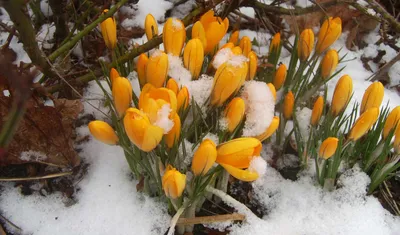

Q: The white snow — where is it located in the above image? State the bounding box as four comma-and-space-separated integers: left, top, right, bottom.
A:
241, 81, 275, 136
40, 0, 53, 17
212, 48, 234, 69
154, 104, 174, 133
19, 151, 48, 162
248, 157, 267, 177
167, 54, 192, 85
389, 62, 400, 87
239, 7, 255, 18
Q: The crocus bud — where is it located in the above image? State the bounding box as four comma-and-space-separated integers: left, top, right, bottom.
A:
177, 86, 189, 113
348, 107, 379, 141
163, 18, 186, 56
219, 163, 259, 182
183, 38, 204, 79
145, 14, 158, 40
283, 91, 295, 120
192, 139, 217, 175
211, 61, 248, 107
311, 96, 324, 126
192, 21, 207, 50
88, 120, 119, 145
110, 68, 119, 84
166, 78, 179, 95
224, 97, 245, 133
267, 83, 277, 101
360, 81, 384, 115
200, 10, 229, 54
320, 49, 339, 79
165, 113, 181, 148
231, 46, 242, 55
273, 64, 287, 90
216, 138, 262, 168
124, 108, 164, 151
228, 30, 239, 45
136, 53, 148, 87
316, 17, 342, 54
318, 137, 339, 159
269, 32, 281, 53
100, 9, 117, 50
254, 116, 279, 142
298, 29, 314, 61
331, 75, 353, 117
146, 50, 168, 88
239, 36, 251, 57
162, 165, 186, 199
383, 106, 400, 139
247, 51, 257, 80
112, 76, 132, 117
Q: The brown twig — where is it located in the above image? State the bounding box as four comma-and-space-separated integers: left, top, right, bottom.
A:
368, 53, 400, 82
0, 171, 73, 182
362, 0, 400, 33
176, 213, 245, 225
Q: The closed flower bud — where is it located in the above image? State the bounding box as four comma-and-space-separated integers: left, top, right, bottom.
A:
298, 29, 315, 61
320, 49, 339, 79
360, 81, 384, 115
183, 38, 204, 79
124, 108, 164, 152
383, 106, 400, 140
166, 78, 179, 95
216, 138, 262, 168
269, 32, 281, 53
110, 68, 119, 84
349, 107, 379, 141
247, 51, 257, 80
145, 14, 158, 40
136, 53, 148, 87
192, 139, 217, 175
192, 21, 207, 50
177, 86, 189, 113
283, 91, 295, 120
163, 18, 186, 56
316, 17, 342, 54
231, 46, 242, 55
311, 96, 324, 126
112, 76, 132, 117
224, 97, 245, 133
200, 10, 229, 54
331, 75, 353, 117
162, 165, 186, 199
211, 61, 248, 106
254, 116, 279, 142
88, 120, 119, 145
273, 64, 287, 90
267, 83, 277, 101
239, 36, 252, 57
100, 9, 117, 50
146, 50, 168, 88
318, 137, 339, 159
228, 30, 239, 45
165, 113, 181, 148
219, 163, 259, 182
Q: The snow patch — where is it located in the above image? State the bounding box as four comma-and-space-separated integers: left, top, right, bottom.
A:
154, 104, 174, 133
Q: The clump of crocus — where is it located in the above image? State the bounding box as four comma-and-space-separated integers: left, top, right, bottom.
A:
348, 107, 379, 141
320, 49, 339, 79
247, 51, 257, 80
124, 108, 164, 152
162, 165, 186, 199
112, 76, 132, 117
183, 38, 204, 79
163, 18, 186, 56
254, 116, 279, 142
298, 29, 314, 61
224, 97, 245, 133
360, 81, 384, 114
137, 53, 148, 87
165, 113, 181, 148
146, 50, 168, 88
100, 9, 117, 50
239, 36, 251, 57
283, 91, 294, 119
311, 96, 324, 126
191, 139, 217, 176
316, 17, 342, 54
88, 120, 119, 145
200, 10, 229, 54
331, 75, 353, 117
145, 13, 158, 40
273, 64, 287, 90
192, 21, 207, 50
382, 106, 400, 139
319, 137, 339, 159
177, 86, 189, 113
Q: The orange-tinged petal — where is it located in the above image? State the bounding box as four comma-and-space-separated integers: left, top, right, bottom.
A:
239, 36, 252, 57
112, 76, 132, 117
316, 17, 342, 54
166, 78, 179, 95
383, 106, 400, 140
254, 116, 279, 142
162, 165, 186, 199
163, 18, 186, 56
216, 138, 262, 168
88, 120, 119, 145
100, 9, 117, 50
183, 38, 204, 79
360, 81, 384, 114
192, 139, 217, 175
219, 163, 259, 182
224, 97, 245, 133
146, 50, 169, 88
110, 68, 119, 84
192, 21, 207, 50
228, 30, 239, 45
165, 113, 181, 148
298, 29, 315, 61
267, 83, 277, 101
145, 14, 158, 40
273, 64, 287, 90
331, 75, 353, 117
311, 96, 324, 126
318, 137, 338, 159
247, 51, 257, 80
283, 91, 294, 119
137, 53, 149, 87
349, 107, 380, 141
320, 49, 339, 79
269, 32, 281, 53
204, 21, 227, 54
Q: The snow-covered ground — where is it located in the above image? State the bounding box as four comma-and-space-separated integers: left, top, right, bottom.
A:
1, 0, 400, 234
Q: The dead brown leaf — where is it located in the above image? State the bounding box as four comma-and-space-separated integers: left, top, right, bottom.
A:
1, 97, 83, 168
0, 224, 5, 235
